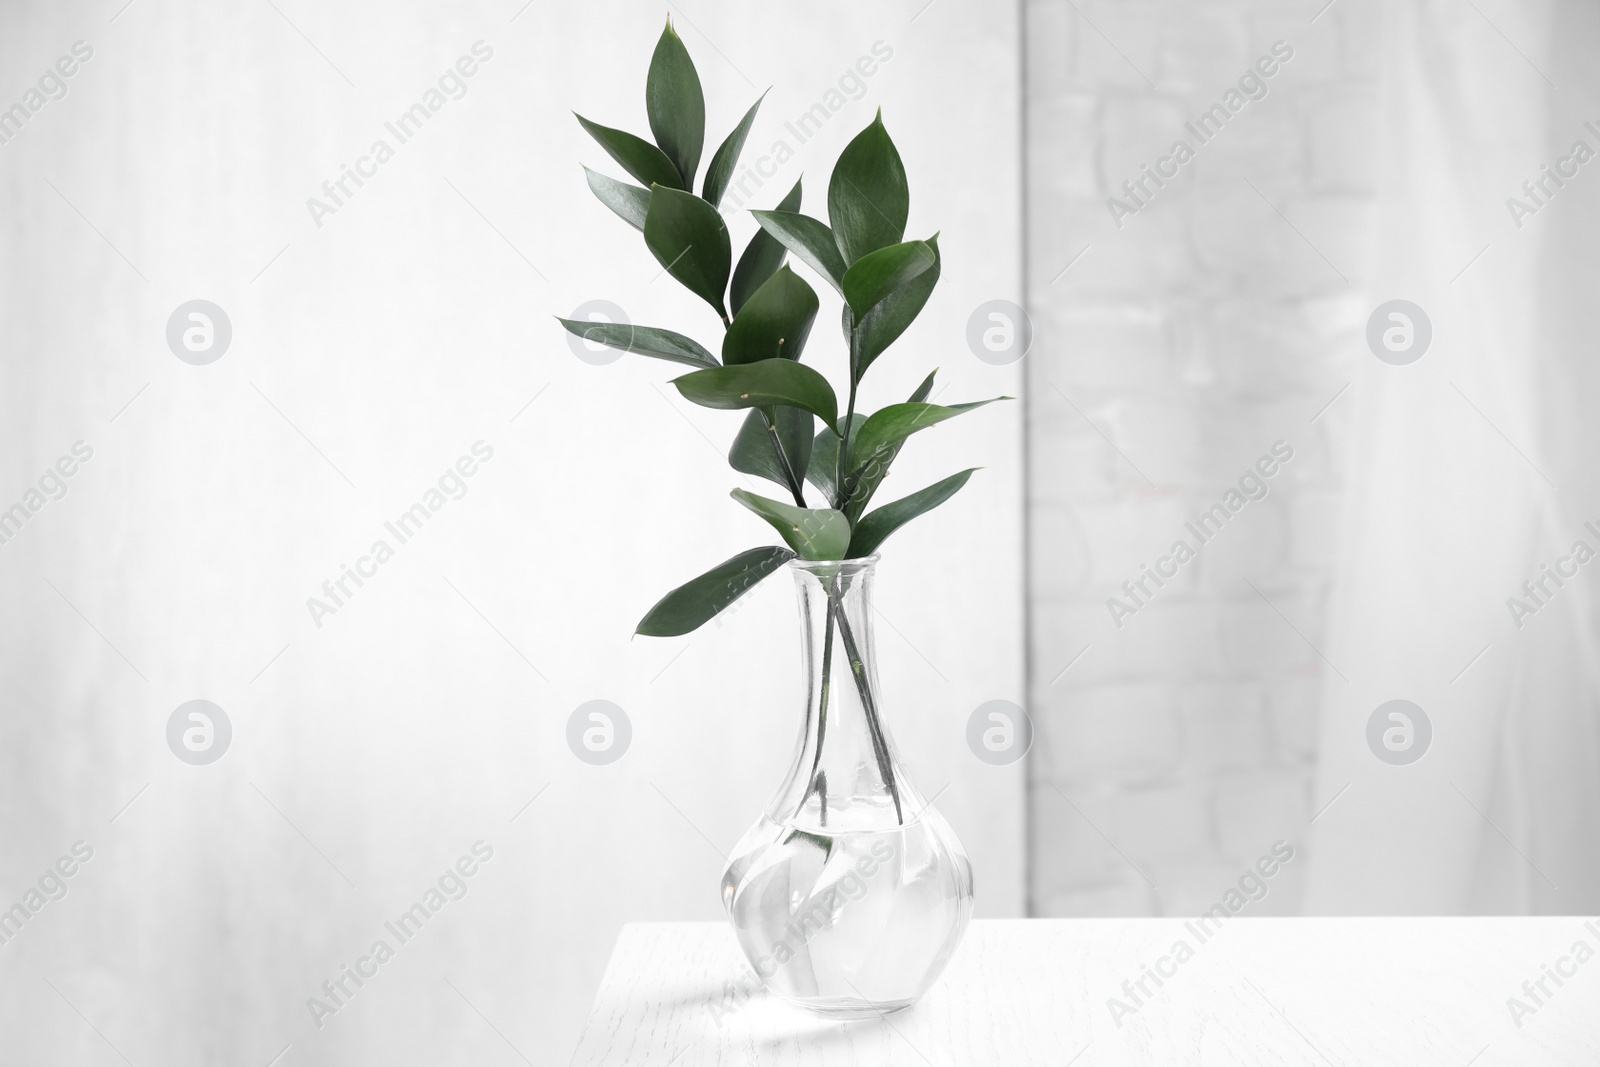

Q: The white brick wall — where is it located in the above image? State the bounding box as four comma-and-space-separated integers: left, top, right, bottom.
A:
1024, 0, 1372, 916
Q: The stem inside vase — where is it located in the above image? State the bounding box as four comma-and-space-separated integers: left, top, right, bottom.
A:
830, 593, 902, 825
724, 551, 973, 1016
795, 561, 903, 829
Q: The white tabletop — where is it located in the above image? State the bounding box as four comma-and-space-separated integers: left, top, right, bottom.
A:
571, 918, 1600, 1065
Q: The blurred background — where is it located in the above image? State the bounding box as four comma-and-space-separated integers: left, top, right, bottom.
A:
0, 0, 1595, 1063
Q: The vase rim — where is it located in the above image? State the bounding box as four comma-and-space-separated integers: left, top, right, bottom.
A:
787, 554, 881, 575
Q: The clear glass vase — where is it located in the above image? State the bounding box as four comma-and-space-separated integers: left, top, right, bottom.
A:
721, 556, 974, 1018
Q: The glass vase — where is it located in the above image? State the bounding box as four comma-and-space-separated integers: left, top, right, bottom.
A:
720, 556, 974, 1018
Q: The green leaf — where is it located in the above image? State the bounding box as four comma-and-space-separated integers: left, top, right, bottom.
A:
782, 828, 834, 857
673, 359, 839, 427
644, 185, 731, 320
723, 263, 820, 497
582, 166, 651, 231
575, 114, 682, 190
811, 372, 931, 504
841, 239, 935, 320
731, 489, 852, 561
856, 235, 941, 377
646, 21, 704, 189
730, 407, 814, 494
555, 317, 717, 368
827, 112, 909, 265
750, 210, 847, 294
842, 398, 1008, 522
848, 469, 977, 557
806, 413, 864, 503
722, 266, 819, 365
731, 178, 802, 317
851, 399, 1009, 468
702, 92, 765, 209
636, 546, 794, 636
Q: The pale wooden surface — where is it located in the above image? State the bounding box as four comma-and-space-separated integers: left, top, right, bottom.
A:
571, 918, 1600, 1065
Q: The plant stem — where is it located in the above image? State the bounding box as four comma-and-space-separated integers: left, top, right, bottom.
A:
760, 410, 807, 508
829, 590, 903, 825
834, 342, 860, 510
805, 584, 837, 826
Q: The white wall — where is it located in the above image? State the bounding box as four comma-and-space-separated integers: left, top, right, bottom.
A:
1022, 0, 1358, 917
1023, 0, 1600, 919
0, 1, 1023, 1063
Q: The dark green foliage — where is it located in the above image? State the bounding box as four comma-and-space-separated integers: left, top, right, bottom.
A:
568, 20, 1007, 635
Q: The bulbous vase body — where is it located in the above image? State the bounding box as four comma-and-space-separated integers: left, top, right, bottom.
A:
721, 557, 974, 1018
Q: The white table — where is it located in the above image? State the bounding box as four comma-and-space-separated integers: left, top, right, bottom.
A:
572, 918, 1600, 1065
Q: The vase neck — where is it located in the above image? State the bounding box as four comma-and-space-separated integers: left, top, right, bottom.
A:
771, 558, 917, 832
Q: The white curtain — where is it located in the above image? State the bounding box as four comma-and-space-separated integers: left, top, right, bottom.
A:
0, 2, 1025, 1063
1306, 0, 1600, 912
